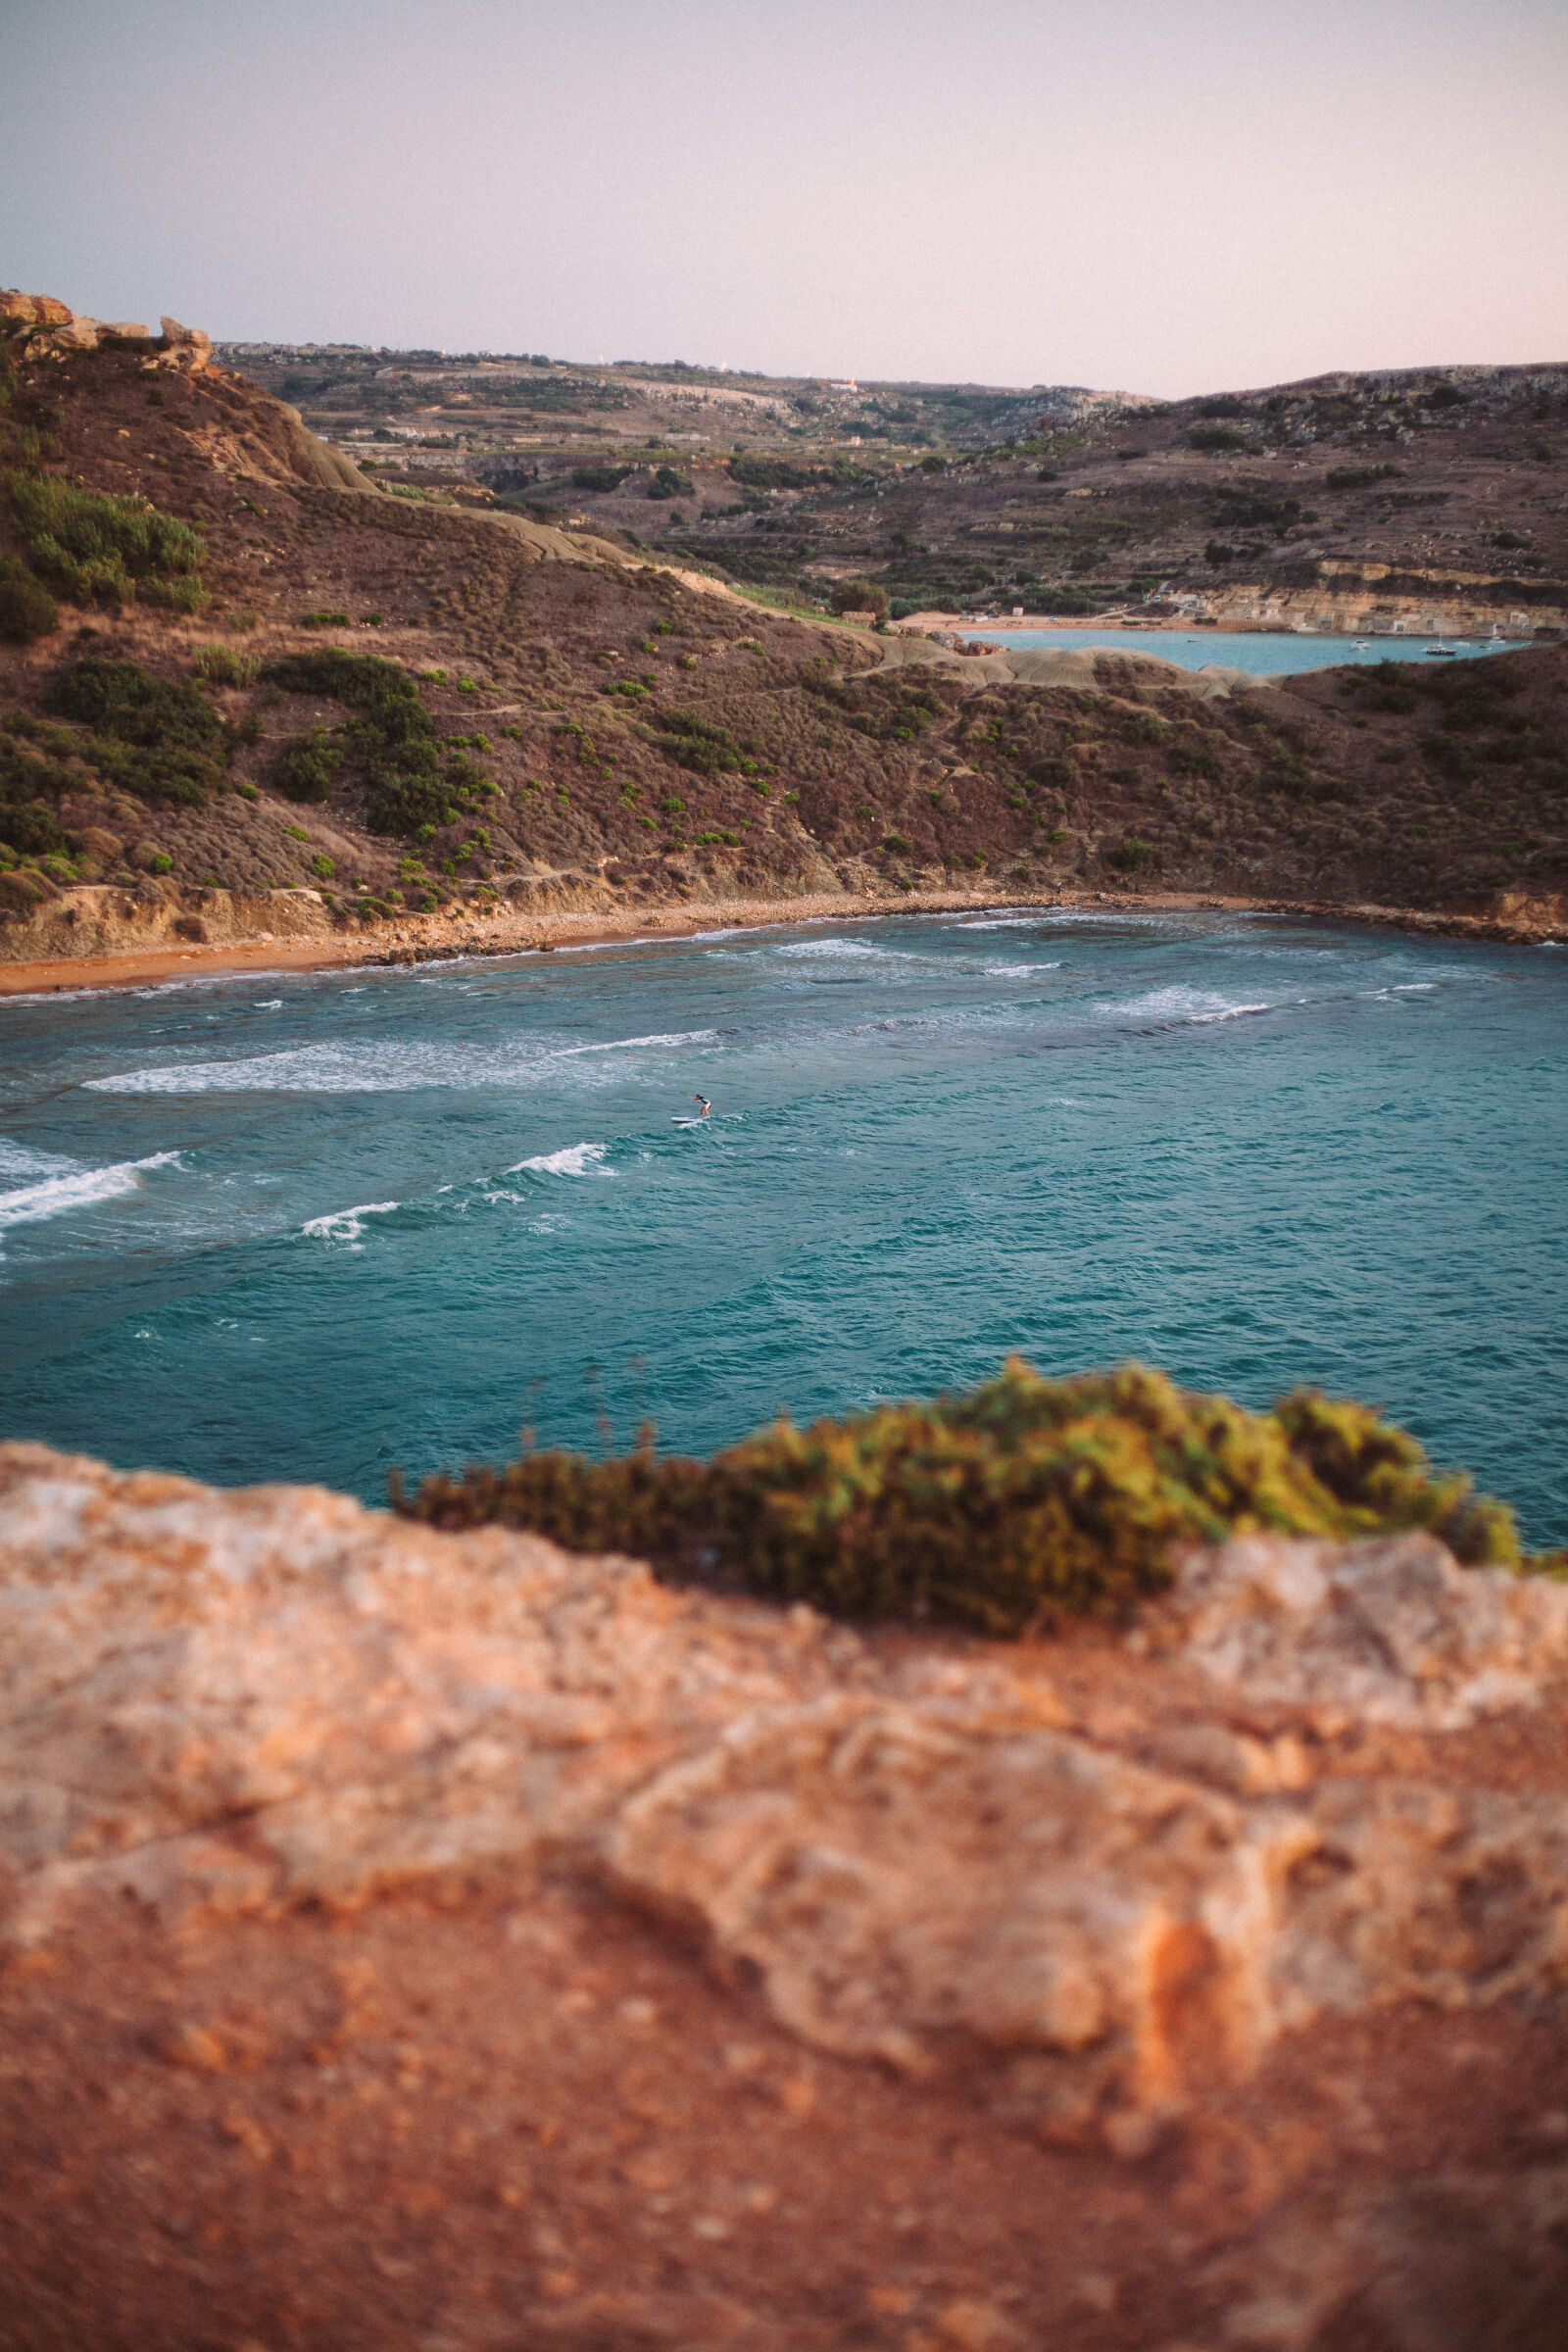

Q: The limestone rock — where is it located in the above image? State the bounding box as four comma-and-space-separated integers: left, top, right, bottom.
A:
0, 289, 73, 326
159, 313, 214, 368
1162, 1531, 1568, 1730
3, 1443, 1566, 2162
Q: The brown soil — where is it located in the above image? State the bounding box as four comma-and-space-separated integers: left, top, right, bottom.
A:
6, 1877, 1565, 2352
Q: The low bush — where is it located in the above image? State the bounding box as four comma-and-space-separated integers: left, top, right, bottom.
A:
729, 454, 819, 491
648, 466, 694, 500
570, 465, 633, 493
262, 650, 450, 834
396, 1359, 1549, 1633
1104, 834, 1157, 871
0, 787, 73, 858
1187, 424, 1248, 453
651, 710, 751, 775
9, 474, 206, 610
830, 579, 890, 618
275, 727, 347, 803
47, 658, 228, 804
0, 554, 58, 643
193, 643, 259, 687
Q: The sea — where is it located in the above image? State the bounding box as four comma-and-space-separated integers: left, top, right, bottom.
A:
961, 629, 1521, 675
2, 910, 1565, 1548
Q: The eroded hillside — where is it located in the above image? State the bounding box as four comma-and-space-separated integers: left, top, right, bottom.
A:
2, 295, 1565, 969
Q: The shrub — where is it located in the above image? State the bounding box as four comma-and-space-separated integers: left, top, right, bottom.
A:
396, 1359, 1544, 1633
830, 579, 890, 617
0, 792, 72, 858
193, 643, 259, 687
1104, 834, 1156, 871
881, 833, 913, 855
1187, 424, 1248, 453
48, 658, 228, 804
728, 454, 819, 491
275, 728, 347, 804
651, 710, 750, 775
9, 475, 206, 609
1211, 488, 1303, 533
570, 464, 633, 493
648, 466, 694, 500
1326, 465, 1402, 490
300, 611, 351, 629
0, 555, 58, 643
262, 650, 450, 834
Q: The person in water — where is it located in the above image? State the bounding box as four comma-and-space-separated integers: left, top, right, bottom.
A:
694, 1096, 710, 1119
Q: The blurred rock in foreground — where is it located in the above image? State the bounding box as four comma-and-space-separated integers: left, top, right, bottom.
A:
2, 1442, 1565, 2350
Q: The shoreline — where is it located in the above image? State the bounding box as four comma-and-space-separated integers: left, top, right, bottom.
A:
3, 884, 1561, 1000
897, 611, 1539, 643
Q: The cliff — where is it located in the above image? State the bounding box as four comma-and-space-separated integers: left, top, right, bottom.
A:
3, 1441, 1566, 2348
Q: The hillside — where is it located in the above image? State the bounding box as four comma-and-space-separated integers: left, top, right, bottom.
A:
234, 334, 1568, 636
2, 292, 1565, 971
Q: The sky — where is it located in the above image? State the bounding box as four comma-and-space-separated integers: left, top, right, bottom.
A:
4, 0, 1566, 397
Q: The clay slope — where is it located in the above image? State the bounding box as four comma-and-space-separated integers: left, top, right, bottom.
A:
1, 296, 1566, 972
3, 1441, 1568, 2350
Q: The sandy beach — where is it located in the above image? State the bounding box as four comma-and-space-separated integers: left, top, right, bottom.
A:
4, 882, 1561, 1000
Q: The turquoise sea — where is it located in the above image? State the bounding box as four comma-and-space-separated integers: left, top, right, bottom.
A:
2, 910, 1565, 1546
964, 628, 1521, 674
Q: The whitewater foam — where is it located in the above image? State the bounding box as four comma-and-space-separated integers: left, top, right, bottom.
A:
302, 1201, 400, 1244
1097, 986, 1273, 1030
0, 1151, 185, 1243
82, 1029, 719, 1095
775, 939, 912, 961
509, 1142, 608, 1177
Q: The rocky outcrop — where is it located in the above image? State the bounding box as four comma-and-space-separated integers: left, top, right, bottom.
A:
0, 879, 336, 959
2, 1443, 1566, 2347
4, 1444, 1564, 2107
0, 290, 210, 370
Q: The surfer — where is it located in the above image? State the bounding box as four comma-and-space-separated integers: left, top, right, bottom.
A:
694, 1095, 711, 1120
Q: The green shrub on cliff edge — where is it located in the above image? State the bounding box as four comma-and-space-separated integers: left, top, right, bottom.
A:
396, 1359, 1559, 1635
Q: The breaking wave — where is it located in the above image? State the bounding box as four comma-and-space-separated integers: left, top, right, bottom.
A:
82, 1029, 719, 1095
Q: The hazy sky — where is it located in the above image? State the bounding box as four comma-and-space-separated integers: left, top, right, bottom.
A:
5, 0, 1565, 395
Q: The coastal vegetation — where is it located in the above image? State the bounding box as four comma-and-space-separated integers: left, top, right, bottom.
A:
48, 658, 231, 803
260, 649, 460, 834
8, 473, 207, 612
398, 1359, 1561, 1634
